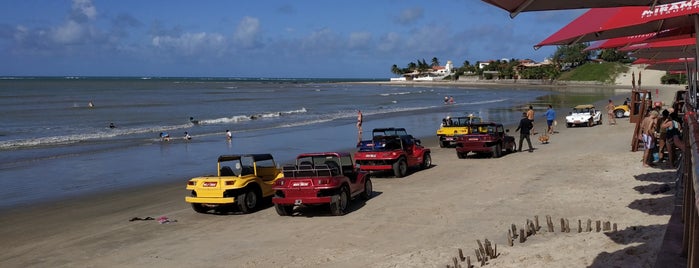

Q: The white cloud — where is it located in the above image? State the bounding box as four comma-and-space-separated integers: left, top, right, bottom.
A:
377, 32, 401, 52
233, 16, 261, 48
50, 0, 98, 44
395, 7, 424, 25
152, 32, 226, 56
347, 32, 372, 50
71, 0, 97, 21
52, 20, 85, 44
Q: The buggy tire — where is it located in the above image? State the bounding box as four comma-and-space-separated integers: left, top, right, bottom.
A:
457, 151, 468, 159
421, 153, 432, 169
361, 177, 373, 200
237, 188, 260, 213
491, 144, 502, 158
274, 204, 293, 216
615, 109, 625, 118
393, 158, 407, 178
191, 203, 209, 214
439, 140, 447, 148
330, 186, 350, 216
505, 142, 515, 153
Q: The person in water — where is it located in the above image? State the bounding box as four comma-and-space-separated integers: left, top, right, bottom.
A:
184, 132, 191, 140
159, 132, 170, 141
189, 117, 199, 125
109, 122, 116, 129
226, 130, 232, 141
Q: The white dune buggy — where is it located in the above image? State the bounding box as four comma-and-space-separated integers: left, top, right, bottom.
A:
566, 104, 602, 127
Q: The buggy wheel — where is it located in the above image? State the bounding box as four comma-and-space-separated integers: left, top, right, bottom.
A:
237, 188, 259, 213
439, 140, 447, 148
274, 204, 293, 216
457, 151, 468, 159
361, 177, 373, 200
615, 109, 625, 118
421, 153, 432, 169
587, 119, 593, 127
491, 144, 502, 158
330, 186, 349, 216
567, 123, 572, 128
191, 203, 209, 214
393, 158, 407, 178
506, 142, 515, 153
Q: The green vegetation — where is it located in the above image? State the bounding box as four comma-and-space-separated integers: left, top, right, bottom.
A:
558, 62, 628, 84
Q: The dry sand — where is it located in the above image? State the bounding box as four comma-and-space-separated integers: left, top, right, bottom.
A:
0, 82, 684, 267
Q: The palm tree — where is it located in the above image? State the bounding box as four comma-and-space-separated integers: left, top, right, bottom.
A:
431, 57, 440, 67
391, 64, 403, 76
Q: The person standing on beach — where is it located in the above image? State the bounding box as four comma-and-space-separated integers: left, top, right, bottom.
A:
356, 110, 363, 144
544, 104, 556, 135
526, 105, 536, 135
641, 111, 658, 167
606, 100, 617, 125
515, 112, 534, 152
226, 130, 232, 141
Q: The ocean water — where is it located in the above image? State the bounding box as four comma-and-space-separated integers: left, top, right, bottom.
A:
0, 77, 615, 210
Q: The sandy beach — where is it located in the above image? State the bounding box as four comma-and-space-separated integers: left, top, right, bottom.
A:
0, 77, 684, 267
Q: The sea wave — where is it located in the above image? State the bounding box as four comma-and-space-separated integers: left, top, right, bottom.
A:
199, 107, 307, 124
0, 123, 192, 150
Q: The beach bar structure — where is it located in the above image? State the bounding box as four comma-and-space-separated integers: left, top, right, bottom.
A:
671, 89, 699, 267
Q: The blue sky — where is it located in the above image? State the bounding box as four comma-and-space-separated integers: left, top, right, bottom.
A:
0, 0, 585, 78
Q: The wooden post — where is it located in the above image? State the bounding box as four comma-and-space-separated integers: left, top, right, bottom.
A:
519, 229, 526, 243
578, 219, 582, 233
535, 215, 540, 231
525, 220, 530, 236
507, 230, 513, 246
477, 239, 485, 258
596, 220, 601, 232
485, 239, 492, 258
560, 218, 565, 232
466, 256, 471, 268
613, 223, 617, 232
452, 257, 459, 268
565, 219, 570, 233
547, 215, 554, 232
603, 221, 611, 231
530, 221, 537, 235
587, 219, 592, 232
458, 248, 465, 262
511, 224, 518, 238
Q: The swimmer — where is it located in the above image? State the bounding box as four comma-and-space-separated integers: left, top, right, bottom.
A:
189, 117, 199, 125
184, 131, 191, 140
88, 101, 94, 108
109, 122, 116, 129
226, 130, 232, 141
159, 132, 170, 141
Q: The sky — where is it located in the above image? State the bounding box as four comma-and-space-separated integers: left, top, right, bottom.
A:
0, 0, 586, 78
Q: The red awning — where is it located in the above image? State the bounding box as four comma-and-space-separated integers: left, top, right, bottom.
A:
481, 0, 675, 18
536, 3, 699, 49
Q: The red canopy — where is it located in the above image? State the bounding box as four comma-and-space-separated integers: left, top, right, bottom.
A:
585, 26, 695, 50
481, 0, 676, 18
622, 35, 697, 59
535, 2, 699, 49
586, 33, 658, 51
646, 58, 695, 71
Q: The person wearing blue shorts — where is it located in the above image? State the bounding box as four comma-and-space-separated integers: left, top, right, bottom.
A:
544, 104, 556, 135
